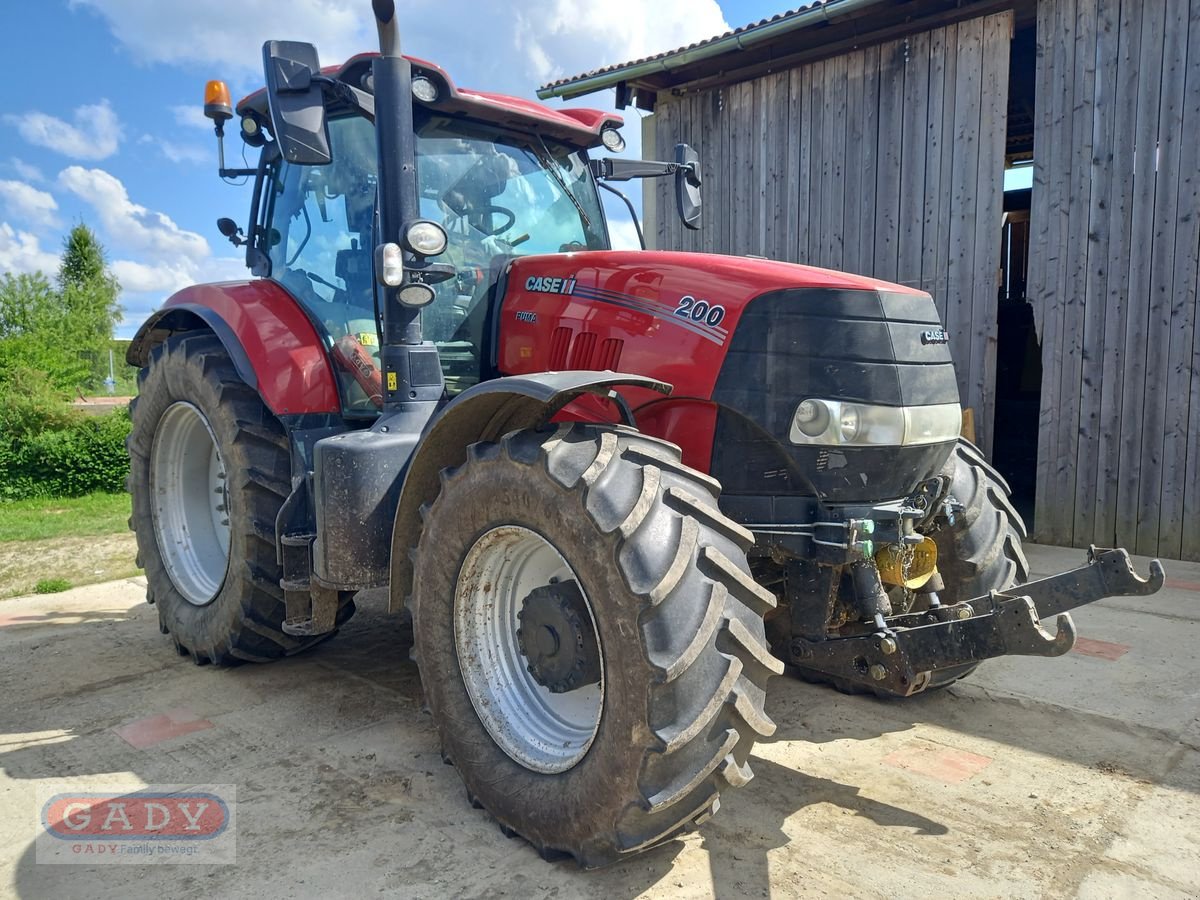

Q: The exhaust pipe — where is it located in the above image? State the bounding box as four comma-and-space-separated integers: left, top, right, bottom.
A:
373, 0, 401, 58
370, 0, 445, 410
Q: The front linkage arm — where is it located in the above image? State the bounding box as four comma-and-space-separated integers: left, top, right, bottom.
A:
789, 548, 1165, 697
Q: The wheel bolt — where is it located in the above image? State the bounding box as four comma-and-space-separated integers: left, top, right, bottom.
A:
869, 664, 888, 681
879, 637, 897, 655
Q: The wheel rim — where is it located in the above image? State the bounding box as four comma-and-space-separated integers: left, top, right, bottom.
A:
150, 401, 231, 606
454, 526, 604, 774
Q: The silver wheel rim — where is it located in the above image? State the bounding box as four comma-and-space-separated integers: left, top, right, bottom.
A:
454, 525, 604, 773
150, 402, 231, 606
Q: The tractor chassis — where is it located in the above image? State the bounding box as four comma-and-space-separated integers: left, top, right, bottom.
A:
786, 548, 1165, 696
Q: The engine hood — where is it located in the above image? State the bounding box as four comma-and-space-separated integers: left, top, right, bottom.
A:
499, 250, 936, 401
507, 249, 924, 312
498, 249, 959, 504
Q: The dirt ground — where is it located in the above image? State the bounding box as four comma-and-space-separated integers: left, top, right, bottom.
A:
0, 533, 138, 599
1, 543, 1197, 898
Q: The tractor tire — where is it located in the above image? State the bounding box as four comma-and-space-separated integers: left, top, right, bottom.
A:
127, 332, 353, 665
920, 438, 1030, 689
409, 423, 782, 868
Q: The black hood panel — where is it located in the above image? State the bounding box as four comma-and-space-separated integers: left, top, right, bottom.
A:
711, 287, 959, 504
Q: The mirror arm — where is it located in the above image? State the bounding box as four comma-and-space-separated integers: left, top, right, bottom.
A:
312, 74, 376, 121
590, 158, 682, 182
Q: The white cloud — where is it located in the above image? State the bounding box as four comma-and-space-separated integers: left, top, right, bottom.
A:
71, 1, 728, 97
0, 223, 60, 275
513, 1, 730, 87
161, 140, 211, 165
110, 258, 195, 293
171, 104, 213, 130
71, 0, 372, 78
58, 166, 210, 261
5, 100, 122, 161
0, 181, 61, 230
137, 133, 209, 164
10, 158, 45, 183
111, 255, 247, 292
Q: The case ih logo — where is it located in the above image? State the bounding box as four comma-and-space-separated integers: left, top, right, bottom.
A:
43, 793, 229, 840
36, 786, 236, 865
921, 329, 950, 345
524, 275, 577, 294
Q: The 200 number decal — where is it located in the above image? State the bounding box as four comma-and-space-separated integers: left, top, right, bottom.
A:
674, 296, 726, 328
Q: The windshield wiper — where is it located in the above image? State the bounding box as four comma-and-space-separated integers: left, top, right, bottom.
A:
527, 138, 591, 230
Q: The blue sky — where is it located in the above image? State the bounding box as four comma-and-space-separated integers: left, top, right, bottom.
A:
0, 0, 789, 338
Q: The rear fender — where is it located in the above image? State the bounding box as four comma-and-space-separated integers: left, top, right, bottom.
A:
126, 281, 340, 416
387, 371, 671, 611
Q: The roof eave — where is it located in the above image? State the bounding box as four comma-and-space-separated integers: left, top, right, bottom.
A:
536, 0, 887, 101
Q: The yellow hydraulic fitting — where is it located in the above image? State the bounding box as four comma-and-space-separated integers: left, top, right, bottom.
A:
875, 536, 938, 589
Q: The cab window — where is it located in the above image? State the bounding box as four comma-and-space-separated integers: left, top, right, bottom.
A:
264, 115, 380, 414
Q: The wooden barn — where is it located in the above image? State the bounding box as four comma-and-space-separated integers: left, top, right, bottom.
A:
540, 0, 1200, 562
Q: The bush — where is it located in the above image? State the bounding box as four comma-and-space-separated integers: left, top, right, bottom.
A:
0, 399, 130, 500
35, 578, 73, 594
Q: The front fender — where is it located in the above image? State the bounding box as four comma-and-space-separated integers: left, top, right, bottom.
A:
126, 281, 340, 416
387, 370, 671, 611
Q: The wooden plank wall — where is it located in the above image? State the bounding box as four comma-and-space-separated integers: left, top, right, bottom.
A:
1030, 0, 1200, 560
651, 12, 1013, 456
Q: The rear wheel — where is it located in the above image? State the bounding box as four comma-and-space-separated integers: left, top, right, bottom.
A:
409, 423, 782, 867
128, 332, 353, 665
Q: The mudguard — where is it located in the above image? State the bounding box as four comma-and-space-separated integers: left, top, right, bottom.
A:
126, 281, 340, 416
387, 370, 671, 611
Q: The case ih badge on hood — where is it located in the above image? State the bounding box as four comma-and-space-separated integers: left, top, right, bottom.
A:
121, 0, 1165, 871
523, 271, 729, 346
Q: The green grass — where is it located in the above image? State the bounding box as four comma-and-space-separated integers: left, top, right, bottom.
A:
34, 578, 72, 593
0, 491, 131, 543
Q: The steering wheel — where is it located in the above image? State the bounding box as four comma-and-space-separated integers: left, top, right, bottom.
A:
467, 204, 516, 237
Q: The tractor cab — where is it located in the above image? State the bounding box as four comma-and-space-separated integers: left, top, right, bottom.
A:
210, 50, 693, 412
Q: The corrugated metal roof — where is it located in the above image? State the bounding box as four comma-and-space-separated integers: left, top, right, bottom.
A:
538, 2, 830, 94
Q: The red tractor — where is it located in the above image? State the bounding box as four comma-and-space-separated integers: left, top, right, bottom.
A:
126, 0, 1164, 867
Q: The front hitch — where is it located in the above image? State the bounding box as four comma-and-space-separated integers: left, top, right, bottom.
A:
788, 548, 1165, 696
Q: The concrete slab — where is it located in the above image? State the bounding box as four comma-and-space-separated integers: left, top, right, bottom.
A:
1, 544, 1197, 898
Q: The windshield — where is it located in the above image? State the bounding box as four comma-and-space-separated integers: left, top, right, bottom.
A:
416, 115, 609, 258
412, 116, 608, 394
262, 113, 609, 409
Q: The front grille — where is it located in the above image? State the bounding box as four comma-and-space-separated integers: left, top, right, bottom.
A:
711, 288, 959, 503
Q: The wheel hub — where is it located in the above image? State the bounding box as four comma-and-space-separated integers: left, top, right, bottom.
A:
454, 525, 604, 773
150, 401, 231, 605
516, 580, 601, 694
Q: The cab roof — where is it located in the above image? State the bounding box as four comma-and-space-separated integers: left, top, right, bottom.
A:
237, 52, 623, 148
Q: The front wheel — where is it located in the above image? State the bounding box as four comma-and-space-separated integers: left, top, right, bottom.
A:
127, 332, 353, 665
919, 438, 1030, 688
409, 424, 781, 867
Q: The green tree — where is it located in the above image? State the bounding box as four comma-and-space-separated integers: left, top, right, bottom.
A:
0, 272, 87, 392
58, 224, 122, 379
0, 224, 122, 395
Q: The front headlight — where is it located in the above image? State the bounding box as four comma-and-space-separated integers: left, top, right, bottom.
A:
788, 400, 961, 447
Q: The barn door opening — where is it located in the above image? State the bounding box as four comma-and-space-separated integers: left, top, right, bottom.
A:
993, 191, 1041, 523
990, 22, 1041, 525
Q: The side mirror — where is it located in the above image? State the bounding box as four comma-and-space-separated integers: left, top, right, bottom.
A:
675, 143, 702, 231
262, 40, 332, 166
